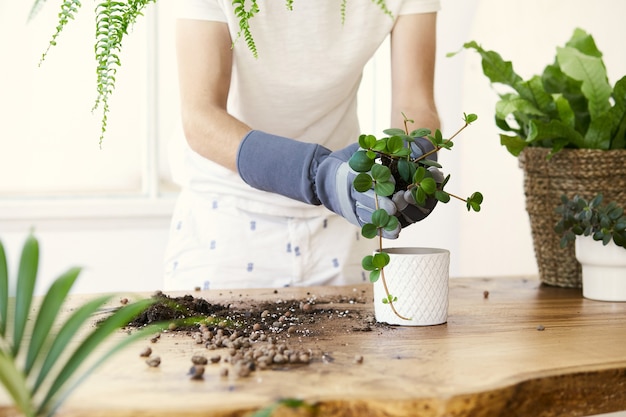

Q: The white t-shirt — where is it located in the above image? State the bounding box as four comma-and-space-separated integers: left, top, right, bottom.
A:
170, 0, 441, 217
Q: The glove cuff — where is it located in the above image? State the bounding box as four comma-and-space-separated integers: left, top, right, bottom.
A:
236, 130, 330, 205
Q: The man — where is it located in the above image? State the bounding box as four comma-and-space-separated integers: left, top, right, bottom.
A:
165, 0, 441, 290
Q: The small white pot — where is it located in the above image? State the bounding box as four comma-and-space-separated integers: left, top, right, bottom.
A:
575, 236, 626, 302
372, 247, 450, 326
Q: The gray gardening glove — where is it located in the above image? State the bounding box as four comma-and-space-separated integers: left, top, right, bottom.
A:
393, 137, 441, 227
237, 130, 401, 239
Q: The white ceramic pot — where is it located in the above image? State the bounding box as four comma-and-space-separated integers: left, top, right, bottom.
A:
575, 236, 626, 302
372, 247, 450, 326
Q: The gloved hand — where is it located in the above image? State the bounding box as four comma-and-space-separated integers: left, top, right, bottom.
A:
237, 130, 401, 239
393, 136, 442, 227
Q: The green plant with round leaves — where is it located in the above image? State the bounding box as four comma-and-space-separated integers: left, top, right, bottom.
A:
555, 194, 626, 250
0, 233, 164, 417
351, 113, 483, 320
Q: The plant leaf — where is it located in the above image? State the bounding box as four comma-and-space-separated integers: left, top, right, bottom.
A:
38, 299, 156, 414
556, 46, 611, 121
0, 239, 8, 337
348, 150, 375, 172
43, 321, 164, 417
13, 234, 39, 357
32, 295, 115, 394
352, 173, 373, 193
0, 350, 34, 417
25, 267, 82, 376
361, 224, 379, 239
374, 181, 395, 197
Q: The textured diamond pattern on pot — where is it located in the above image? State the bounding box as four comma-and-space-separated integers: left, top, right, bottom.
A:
373, 250, 449, 326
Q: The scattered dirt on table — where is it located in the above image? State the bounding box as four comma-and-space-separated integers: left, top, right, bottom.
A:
126, 289, 390, 378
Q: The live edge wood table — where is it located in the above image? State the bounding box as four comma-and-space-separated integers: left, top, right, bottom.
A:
6, 276, 626, 417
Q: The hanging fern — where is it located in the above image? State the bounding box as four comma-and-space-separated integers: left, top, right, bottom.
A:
231, 0, 260, 58
36, 0, 82, 64
34, 0, 390, 145
93, 0, 157, 146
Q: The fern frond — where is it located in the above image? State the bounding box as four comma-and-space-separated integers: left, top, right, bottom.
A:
231, 0, 260, 58
38, 0, 82, 65
93, 0, 156, 146
340, 0, 347, 24
370, 0, 393, 18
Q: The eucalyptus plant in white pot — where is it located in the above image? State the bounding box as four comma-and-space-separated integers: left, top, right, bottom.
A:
555, 194, 626, 301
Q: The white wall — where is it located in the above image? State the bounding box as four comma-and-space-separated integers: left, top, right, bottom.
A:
3, 0, 626, 295
455, 0, 626, 277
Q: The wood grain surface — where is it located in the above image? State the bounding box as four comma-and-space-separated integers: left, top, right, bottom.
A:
1, 276, 625, 417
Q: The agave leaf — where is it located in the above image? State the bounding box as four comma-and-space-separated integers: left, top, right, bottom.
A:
42, 321, 163, 417
39, 299, 155, 412
32, 295, 115, 394
25, 267, 81, 376
13, 234, 39, 357
0, 239, 8, 337
0, 350, 34, 417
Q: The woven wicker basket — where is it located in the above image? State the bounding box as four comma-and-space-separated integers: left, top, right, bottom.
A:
519, 147, 626, 288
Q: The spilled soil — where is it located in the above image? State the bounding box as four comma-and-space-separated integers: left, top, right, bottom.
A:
126, 289, 389, 378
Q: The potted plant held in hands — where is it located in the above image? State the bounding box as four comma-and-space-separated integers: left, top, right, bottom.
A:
452, 27, 626, 289
348, 113, 483, 325
555, 194, 626, 301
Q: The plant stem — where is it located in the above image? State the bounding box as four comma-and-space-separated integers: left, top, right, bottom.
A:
373, 182, 410, 321
379, 268, 412, 321
415, 121, 471, 162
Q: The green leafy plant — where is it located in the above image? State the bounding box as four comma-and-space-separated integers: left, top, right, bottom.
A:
349, 113, 483, 320
29, 0, 392, 146
555, 194, 626, 249
0, 233, 161, 417
450, 28, 626, 157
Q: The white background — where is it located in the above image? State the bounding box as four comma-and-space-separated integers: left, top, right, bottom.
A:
1, 0, 626, 295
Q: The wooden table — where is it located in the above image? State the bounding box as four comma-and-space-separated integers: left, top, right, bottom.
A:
3, 276, 626, 417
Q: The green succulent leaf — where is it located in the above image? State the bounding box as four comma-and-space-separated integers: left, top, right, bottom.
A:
349, 150, 375, 173
386, 136, 405, 154
384, 215, 399, 232
370, 164, 391, 182
361, 223, 379, 239
382, 128, 405, 136
361, 255, 375, 271
374, 181, 395, 197
369, 269, 381, 283
435, 190, 451, 203
372, 252, 390, 269
397, 158, 415, 182
409, 128, 431, 138
464, 113, 478, 123
419, 177, 437, 195
371, 209, 390, 228
352, 173, 373, 192
358, 134, 377, 149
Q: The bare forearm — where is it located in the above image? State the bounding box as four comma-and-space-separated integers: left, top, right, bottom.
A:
180, 105, 250, 172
